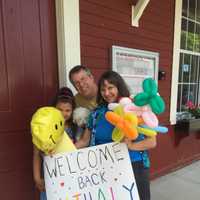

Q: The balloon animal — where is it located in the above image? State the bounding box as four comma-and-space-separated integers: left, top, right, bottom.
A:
133, 78, 165, 114
105, 105, 157, 142
106, 78, 168, 142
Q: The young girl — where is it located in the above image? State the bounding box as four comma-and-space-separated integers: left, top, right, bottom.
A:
33, 87, 82, 200
76, 71, 156, 200
52, 87, 83, 143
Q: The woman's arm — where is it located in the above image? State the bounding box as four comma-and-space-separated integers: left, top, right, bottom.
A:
124, 136, 157, 151
75, 128, 91, 149
33, 146, 45, 191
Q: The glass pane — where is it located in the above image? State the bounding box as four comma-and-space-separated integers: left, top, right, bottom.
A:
187, 20, 195, 51
194, 24, 200, 52
188, 84, 197, 103
182, 0, 188, 17
197, 0, 200, 22
182, 54, 191, 82
177, 84, 182, 112
189, 0, 195, 20
182, 84, 189, 107
190, 55, 198, 82
181, 18, 187, 49
179, 53, 183, 82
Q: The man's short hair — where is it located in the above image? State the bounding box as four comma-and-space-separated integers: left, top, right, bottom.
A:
69, 65, 92, 85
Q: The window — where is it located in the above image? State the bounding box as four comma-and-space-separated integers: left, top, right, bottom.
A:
176, 0, 200, 120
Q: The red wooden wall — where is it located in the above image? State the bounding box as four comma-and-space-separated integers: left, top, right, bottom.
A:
79, 0, 200, 178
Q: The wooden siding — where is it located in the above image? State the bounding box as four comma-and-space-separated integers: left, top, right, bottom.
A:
80, 0, 200, 178
150, 127, 200, 179
80, 0, 174, 124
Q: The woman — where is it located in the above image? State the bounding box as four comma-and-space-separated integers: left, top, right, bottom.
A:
76, 70, 156, 200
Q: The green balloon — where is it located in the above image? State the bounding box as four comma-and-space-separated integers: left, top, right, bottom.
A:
134, 93, 150, 106
133, 78, 165, 114
112, 128, 124, 142
113, 105, 124, 116
143, 78, 157, 95
149, 95, 165, 114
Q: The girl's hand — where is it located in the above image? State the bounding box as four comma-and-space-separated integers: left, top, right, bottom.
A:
35, 177, 45, 192
33, 146, 45, 191
47, 150, 54, 157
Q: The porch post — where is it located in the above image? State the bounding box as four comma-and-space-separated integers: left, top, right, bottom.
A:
170, 0, 182, 124
55, 0, 81, 90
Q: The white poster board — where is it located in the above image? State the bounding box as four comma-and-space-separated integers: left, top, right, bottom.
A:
112, 46, 159, 96
44, 142, 140, 200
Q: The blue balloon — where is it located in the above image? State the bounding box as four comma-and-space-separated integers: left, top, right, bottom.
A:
140, 125, 168, 134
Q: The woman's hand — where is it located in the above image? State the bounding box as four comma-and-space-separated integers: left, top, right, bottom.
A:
123, 136, 157, 151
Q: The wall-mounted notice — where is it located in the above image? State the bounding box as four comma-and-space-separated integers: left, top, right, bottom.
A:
44, 142, 140, 200
112, 45, 159, 96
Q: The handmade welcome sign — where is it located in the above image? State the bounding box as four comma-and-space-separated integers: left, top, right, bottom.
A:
44, 142, 140, 200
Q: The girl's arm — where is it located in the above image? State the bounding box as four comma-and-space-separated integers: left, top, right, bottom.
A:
124, 136, 157, 151
33, 146, 45, 191
75, 128, 91, 149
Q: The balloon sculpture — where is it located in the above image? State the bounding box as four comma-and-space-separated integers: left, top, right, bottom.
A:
31, 107, 76, 155
106, 78, 168, 142
105, 105, 139, 142
134, 78, 165, 114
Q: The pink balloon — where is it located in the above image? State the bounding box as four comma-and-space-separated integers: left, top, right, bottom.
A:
142, 111, 158, 128
124, 104, 159, 128
124, 104, 143, 116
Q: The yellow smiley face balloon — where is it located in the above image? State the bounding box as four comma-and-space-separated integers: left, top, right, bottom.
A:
31, 107, 76, 154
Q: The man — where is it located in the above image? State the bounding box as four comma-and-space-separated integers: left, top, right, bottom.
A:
69, 65, 97, 110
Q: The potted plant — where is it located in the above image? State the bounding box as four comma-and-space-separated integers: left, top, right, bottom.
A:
176, 101, 200, 132
186, 101, 200, 118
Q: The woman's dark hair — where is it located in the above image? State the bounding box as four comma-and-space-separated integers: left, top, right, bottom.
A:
97, 70, 130, 105
51, 87, 78, 142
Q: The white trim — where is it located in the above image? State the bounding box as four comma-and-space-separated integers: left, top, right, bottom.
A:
182, 16, 200, 25
55, 0, 81, 90
180, 49, 200, 57
131, 0, 150, 27
170, 0, 182, 124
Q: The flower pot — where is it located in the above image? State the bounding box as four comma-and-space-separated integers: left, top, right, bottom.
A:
175, 118, 200, 132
